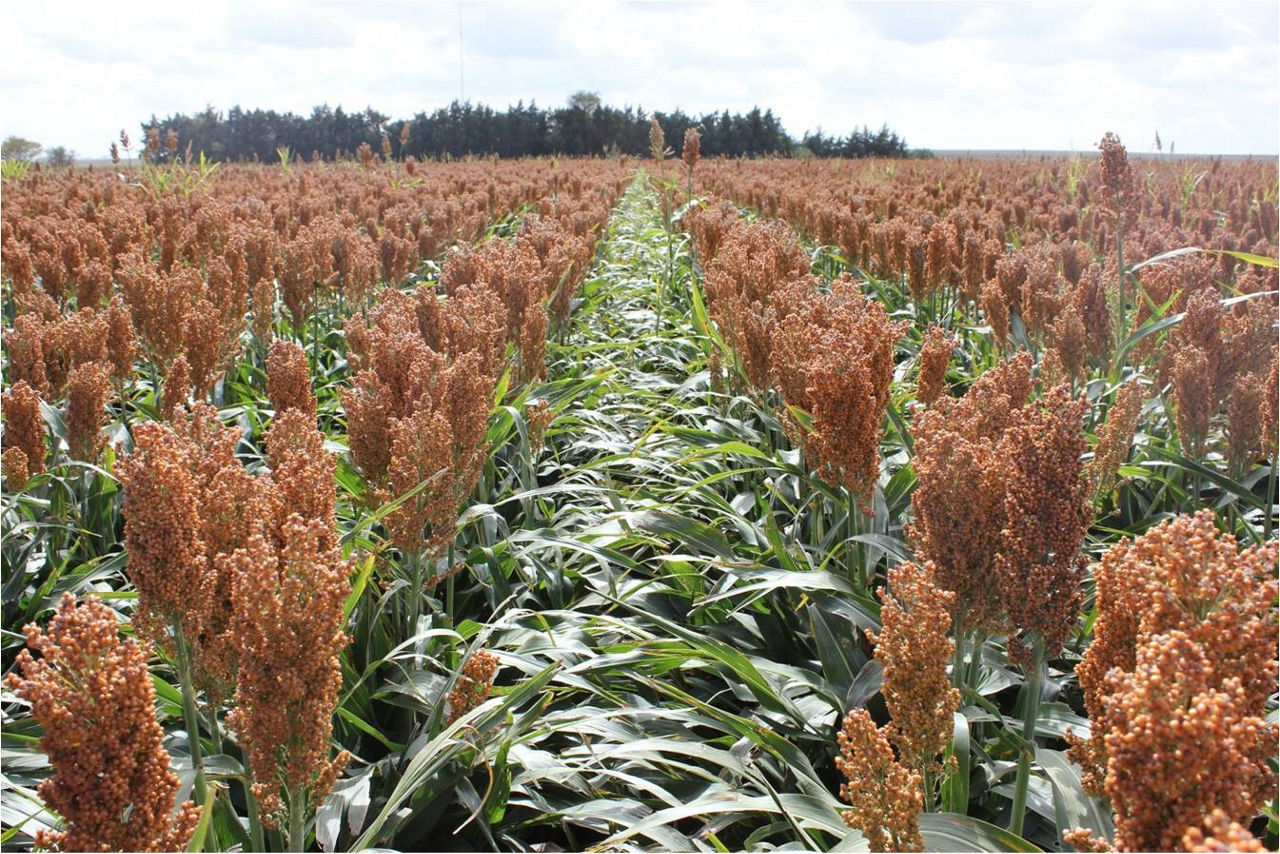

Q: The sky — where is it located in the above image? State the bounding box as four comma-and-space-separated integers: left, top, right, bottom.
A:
3, 0, 1277, 157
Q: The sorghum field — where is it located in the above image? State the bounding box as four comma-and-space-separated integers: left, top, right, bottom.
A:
1, 131, 1277, 853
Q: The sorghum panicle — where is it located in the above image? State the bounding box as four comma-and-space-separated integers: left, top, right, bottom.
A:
1262, 346, 1278, 458
227, 514, 352, 824
3, 447, 31, 490
1097, 132, 1136, 222
980, 278, 1009, 348
1170, 344, 1214, 457
1182, 810, 1267, 853
266, 339, 317, 418
995, 252, 1027, 311
105, 296, 138, 384
681, 127, 700, 174
835, 709, 924, 853
1069, 511, 1279, 796
5, 594, 200, 852
1225, 372, 1265, 474
265, 409, 337, 548
1087, 378, 1144, 499
43, 309, 109, 395
3, 380, 47, 476
907, 353, 1034, 632
1098, 631, 1273, 853
65, 361, 110, 461
385, 405, 456, 557
769, 276, 906, 506
527, 399, 554, 454
916, 325, 955, 406
1049, 301, 1088, 382
251, 277, 277, 347
995, 385, 1091, 664
118, 256, 196, 368
343, 371, 393, 482
649, 118, 665, 161
182, 298, 225, 398
5, 314, 50, 394
119, 408, 261, 698
1074, 265, 1113, 366
160, 353, 191, 423
177, 405, 265, 699
870, 561, 960, 773
119, 420, 206, 648
446, 649, 500, 725
702, 219, 809, 388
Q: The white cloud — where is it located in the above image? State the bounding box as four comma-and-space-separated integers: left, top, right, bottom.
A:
1, 0, 1275, 157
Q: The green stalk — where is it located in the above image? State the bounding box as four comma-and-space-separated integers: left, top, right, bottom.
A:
1266, 455, 1276, 540
967, 632, 987, 688
244, 758, 267, 853
845, 502, 858, 585
118, 381, 132, 429
150, 361, 161, 410
407, 550, 423, 639
1008, 641, 1045, 837
858, 508, 875, 591
812, 492, 825, 552
1113, 223, 1126, 359
311, 308, 321, 376
446, 542, 457, 629
207, 706, 223, 756
174, 623, 208, 805
951, 627, 968, 690
288, 786, 306, 853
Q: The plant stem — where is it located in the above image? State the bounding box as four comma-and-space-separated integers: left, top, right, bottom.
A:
858, 508, 875, 591
1008, 643, 1044, 837
174, 622, 208, 805
289, 786, 306, 853
1114, 224, 1126, 355
207, 706, 223, 756
951, 628, 968, 690
845, 502, 858, 584
244, 758, 267, 854
446, 542, 457, 629
812, 493, 825, 552
1266, 456, 1276, 540
407, 550, 423, 640
311, 309, 321, 377
967, 632, 987, 688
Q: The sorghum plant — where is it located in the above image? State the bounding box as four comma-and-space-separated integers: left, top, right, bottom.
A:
1069, 511, 1278, 798
870, 561, 960, 789
6, 594, 201, 852
835, 709, 924, 853
227, 512, 352, 846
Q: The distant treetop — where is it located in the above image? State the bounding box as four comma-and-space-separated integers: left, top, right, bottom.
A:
136, 99, 909, 163
2, 136, 43, 162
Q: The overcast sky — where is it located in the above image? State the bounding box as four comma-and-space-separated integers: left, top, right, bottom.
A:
3, 1, 1277, 157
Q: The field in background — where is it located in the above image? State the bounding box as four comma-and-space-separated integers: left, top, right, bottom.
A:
1, 143, 1277, 853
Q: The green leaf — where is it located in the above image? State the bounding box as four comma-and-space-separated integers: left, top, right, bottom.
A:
1036, 748, 1114, 846
343, 553, 376, 620
1133, 244, 1279, 271
350, 663, 559, 850
942, 712, 972, 815
920, 813, 1041, 852
185, 783, 216, 852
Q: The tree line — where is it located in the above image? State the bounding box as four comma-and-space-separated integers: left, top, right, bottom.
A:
799, 125, 911, 159
134, 97, 910, 162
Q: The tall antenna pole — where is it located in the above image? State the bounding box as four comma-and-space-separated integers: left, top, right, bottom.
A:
458, 2, 465, 101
